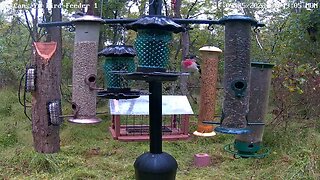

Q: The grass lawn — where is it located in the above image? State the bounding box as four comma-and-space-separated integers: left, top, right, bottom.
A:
0, 87, 319, 179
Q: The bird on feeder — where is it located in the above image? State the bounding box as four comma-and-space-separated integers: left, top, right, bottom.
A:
181, 55, 200, 73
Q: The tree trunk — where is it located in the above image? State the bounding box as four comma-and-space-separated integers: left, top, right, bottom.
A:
174, 0, 190, 95
32, 0, 62, 153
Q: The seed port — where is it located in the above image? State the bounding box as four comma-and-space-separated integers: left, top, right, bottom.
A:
231, 80, 247, 98
234, 81, 245, 90
72, 103, 77, 110
88, 75, 96, 83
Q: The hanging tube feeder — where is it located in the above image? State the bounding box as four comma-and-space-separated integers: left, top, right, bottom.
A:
225, 62, 274, 158
194, 46, 222, 137
69, 15, 104, 124
214, 15, 258, 134
98, 45, 141, 99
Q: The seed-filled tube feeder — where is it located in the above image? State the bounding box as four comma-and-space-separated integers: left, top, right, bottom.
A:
126, 15, 184, 180
126, 16, 184, 73
194, 46, 222, 137
97, 45, 141, 99
231, 62, 274, 158
215, 15, 258, 134
69, 15, 103, 124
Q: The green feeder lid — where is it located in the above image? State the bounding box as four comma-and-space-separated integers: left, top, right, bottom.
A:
219, 15, 258, 26
126, 15, 184, 33
98, 45, 136, 57
251, 62, 275, 68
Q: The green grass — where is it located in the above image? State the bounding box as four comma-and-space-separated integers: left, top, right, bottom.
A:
0, 87, 319, 179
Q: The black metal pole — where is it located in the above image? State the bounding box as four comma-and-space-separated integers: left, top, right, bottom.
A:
149, 81, 162, 154
149, 0, 162, 15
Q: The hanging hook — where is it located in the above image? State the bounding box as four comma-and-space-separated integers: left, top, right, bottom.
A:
254, 27, 263, 50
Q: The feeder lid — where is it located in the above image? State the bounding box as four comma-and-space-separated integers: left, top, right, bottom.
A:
251, 62, 275, 68
98, 45, 136, 57
199, 46, 222, 53
72, 15, 104, 23
126, 15, 184, 33
219, 15, 258, 26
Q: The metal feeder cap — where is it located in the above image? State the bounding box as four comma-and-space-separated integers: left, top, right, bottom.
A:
72, 15, 104, 23
199, 46, 222, 53
219, 15, 258, 26
126, 15, 184, 33
98, 45, 136, 57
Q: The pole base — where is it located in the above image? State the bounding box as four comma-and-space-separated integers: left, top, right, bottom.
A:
193, 131, 216, 137
224, 143, 270, 159
134, 152, 178, 180
68, 117, 102, 124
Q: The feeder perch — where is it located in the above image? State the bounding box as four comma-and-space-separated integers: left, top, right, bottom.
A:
231, 62, 274, 158
214, 15, 258, 134
47, 100, 63, 126
109, 95, 192, 142
25, 66, 36, 92
194, 46, 222, 137
69, 15, 103, 124
126, 16, 184, 73
98, 45, 141, 99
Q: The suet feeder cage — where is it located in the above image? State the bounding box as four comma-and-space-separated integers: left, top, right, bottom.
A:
126, 16, 184, 72
69, 15, 103, 124
214, 15, 258, 135
47, 100, 63, 126
225, 62, 274, 158
109, 95, 192, 141
25, 66, 36, 92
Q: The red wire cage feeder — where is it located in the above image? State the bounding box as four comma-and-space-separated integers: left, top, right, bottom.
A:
108, 95, 193, 142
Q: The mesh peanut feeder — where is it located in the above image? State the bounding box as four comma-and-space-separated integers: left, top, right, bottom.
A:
98, 45, 141, 99
194, 46, 222, 137
215, 15, 258, 134
69, 15, 103, 124
126, 16, 184, 73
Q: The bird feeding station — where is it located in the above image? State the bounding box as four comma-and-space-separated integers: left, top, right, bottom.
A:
98, 45, 141, 99
207, 15, 259, 135
224, 62, 274, 158
69, 15, 104, 124
124, 15, 184, 180
109, 95, 192, 141
194, 46, 222, 137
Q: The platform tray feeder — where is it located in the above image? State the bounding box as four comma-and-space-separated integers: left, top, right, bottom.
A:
98, 45, 142, 99
125, 15, 184, 180
109, 95, 192, 142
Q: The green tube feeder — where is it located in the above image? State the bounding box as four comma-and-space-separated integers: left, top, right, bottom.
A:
225, 62, 274, 158
98, 45, 136, 93
126, 16, 184, 73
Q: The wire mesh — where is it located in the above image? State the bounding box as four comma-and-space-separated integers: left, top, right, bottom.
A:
104, 57, 135, 88
135, 29, 172, 69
